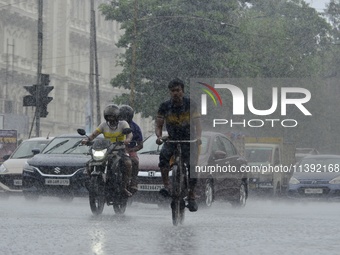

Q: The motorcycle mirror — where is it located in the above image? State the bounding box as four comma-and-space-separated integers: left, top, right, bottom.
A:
122, 128, 132, 135
77, 128, 86, 136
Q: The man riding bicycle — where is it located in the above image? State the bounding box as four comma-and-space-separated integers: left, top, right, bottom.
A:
155, 78, 202, 212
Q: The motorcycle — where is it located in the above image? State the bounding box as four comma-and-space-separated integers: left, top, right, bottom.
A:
77, 128, 132, 215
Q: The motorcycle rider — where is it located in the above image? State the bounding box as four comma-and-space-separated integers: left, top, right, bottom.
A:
119, 105, 143, 194
82, 104, 133, 197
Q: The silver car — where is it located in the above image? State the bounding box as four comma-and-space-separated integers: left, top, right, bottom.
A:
0, 136, 53, 197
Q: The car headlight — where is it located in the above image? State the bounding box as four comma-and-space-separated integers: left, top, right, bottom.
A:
92, 148, 107, 160
329, 176, 340, 184
23, 162, 35, 173
0, 164, 8, 174
289, 177, 300, 185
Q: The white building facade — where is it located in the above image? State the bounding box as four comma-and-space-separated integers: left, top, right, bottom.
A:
0, 0, 153, 139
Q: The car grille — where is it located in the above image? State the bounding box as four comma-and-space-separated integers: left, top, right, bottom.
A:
38, 166, 81, 176
299, 180, 329, 185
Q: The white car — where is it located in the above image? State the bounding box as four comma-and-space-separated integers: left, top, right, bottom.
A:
0, 136, 53, 196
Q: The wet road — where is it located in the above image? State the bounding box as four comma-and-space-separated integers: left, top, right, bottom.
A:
1, 195, 340, 255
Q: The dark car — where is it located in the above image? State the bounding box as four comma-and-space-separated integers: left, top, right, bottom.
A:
133, 131, 248, 207
287, 154, 340, 199
22, 134, 93, 201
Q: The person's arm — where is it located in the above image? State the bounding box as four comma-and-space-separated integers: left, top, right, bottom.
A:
81, 129, 101, 144
127, 126, 143, 152
127, 140, 143, 153
155, 115, 164, 145
124, 132, 133, 145
88, 129, 101, 141
121, 121, 133, 145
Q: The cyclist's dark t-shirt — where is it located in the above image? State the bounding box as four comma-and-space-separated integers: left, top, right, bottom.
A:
157, 97, 200, 140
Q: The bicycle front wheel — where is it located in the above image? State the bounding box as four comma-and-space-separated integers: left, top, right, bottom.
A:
171, 198, 185, 226
171, 164, 185, 226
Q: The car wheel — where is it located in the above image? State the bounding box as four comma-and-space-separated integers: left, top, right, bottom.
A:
231, 183, 246, 208
200, 179, 214, 208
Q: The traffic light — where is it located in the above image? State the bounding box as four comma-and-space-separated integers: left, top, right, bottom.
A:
23, 85, 38, 106
39, 85, 54, 117
22, 73, 54, 117
39, 74, 54, 118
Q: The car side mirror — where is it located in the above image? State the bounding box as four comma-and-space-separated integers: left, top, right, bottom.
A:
2, 154, 10, 161
214, 150, 227, 160
32, 148, 41, 155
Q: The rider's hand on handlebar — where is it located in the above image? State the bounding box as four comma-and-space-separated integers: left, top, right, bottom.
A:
124, 139, 131, 146
81, 138, 89, 145
156, 137, 163, 145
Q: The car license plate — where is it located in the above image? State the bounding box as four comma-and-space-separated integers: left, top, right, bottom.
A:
45, 179, 70, 186
305, 188, 323, 194
13, 179, 22, 186
137, 184, 164, 191
259, 182, 273, 188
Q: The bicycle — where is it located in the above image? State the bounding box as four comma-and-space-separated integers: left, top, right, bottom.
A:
162, 137, 198, 226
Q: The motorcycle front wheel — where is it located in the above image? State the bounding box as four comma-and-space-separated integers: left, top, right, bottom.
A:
113, 201, 127, 214
89, 176, 105, 215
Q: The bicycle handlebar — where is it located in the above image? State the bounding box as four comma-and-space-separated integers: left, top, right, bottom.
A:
161, 137, 198, 143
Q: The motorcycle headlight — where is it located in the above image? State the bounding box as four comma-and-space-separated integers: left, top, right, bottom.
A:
92, 148, 107, 160
289, 177, 300, 185
329, 176, 340, 184
0, 164, 8, 174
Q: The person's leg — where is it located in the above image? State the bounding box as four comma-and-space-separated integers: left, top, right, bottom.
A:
129, 156, 139, 194
184, 142, 199, 212
122, 156, 132, 197
159, 143, 173, 197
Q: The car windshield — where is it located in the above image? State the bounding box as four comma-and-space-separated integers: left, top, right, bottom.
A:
42, 137, 89, 154
11, 140, 50, 159
299, 157, 340, 172
138, 135, 208, 155
245, 147, 272, 163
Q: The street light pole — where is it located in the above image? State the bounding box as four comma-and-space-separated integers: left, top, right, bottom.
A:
88, 0, 95, 133
36, 0, 43, 137
129, 0, 138, 108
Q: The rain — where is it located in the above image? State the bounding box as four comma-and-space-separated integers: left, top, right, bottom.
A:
1, 0, 340, 254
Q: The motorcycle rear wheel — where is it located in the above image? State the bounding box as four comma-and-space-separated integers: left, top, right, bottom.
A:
89, 176, 105, 215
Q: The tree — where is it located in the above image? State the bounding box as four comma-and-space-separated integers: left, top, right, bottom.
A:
99, 0, 333, 120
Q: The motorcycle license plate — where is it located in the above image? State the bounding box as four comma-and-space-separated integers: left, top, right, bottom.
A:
137, 184, 164, 191
45, 179, 70, 186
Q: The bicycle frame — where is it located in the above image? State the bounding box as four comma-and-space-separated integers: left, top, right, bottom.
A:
165, 138, 197, 226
